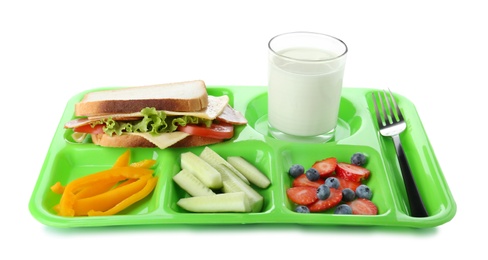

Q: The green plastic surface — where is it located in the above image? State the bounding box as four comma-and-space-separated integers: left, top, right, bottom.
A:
29, 86, 456, 228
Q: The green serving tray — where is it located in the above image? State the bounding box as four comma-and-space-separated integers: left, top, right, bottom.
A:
29, 86, 456, 228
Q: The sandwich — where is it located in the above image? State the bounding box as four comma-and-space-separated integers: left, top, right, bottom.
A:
64, 80, 247, 149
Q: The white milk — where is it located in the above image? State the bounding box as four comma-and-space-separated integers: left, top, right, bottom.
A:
268, 47, 346, 137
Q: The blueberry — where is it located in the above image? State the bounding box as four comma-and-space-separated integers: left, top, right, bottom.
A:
288, 164, 304, 178
351, 152, 367, 166
356, 184, 373, 199
341, 188, 356, 202
325, 177, 340, 189
316, 184, 331, 200
295, 205, 310, 213
334, 204, 353, 214
305, 168, 320, 181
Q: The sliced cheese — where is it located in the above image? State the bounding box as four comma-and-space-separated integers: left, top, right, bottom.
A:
130, 132, 190, 149
165, 95, 229, 119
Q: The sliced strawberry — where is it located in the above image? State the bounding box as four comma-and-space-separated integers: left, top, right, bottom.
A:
335, 162, 370, 182
337, 175, 361, 191
286, 186, 319, 205
347, 198, 378, 215
312, 157, 337, 178
292, 174, 325, 188
308, 188, 342, 212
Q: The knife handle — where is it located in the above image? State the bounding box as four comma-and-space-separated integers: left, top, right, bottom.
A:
392, 135, 428, 217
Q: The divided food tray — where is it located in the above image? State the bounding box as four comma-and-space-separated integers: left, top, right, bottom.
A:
29, 86, 456, 228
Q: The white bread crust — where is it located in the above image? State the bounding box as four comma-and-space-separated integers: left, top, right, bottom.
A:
75, 80, 208, 116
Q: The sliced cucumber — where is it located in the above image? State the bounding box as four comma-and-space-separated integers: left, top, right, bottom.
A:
199, 147, 250, 185
176, 192, 251, 213
217, 164, 264, 212
181, 151, 222, 189
71, 132, 87, 143
227, 156, 271, 189
173, 169, 215, 197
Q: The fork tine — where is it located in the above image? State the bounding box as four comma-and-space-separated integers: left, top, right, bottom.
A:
382, 90, 396, 124
371, 92, 384, 127
378, 90, 391, 124
372, 90, 403, 126
387, 88, 404, 121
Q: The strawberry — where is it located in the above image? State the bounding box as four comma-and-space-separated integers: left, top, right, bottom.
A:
292, 174, 325, 188
286, 186, 319, 205
308, 188, 342, 212
312, 157, 337, 178
347, 198, 378, 215
337, 175, 361, 191
335, 162, 370, 182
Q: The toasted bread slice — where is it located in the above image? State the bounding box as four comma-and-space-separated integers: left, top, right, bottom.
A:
75, 80, 208, 117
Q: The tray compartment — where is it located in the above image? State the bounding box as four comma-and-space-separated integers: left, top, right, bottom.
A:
364, 90, 457, 224
244, 92, 361, 142
164, 140, 277, 217
40, 147, 163, 218
277, 143, 394, 217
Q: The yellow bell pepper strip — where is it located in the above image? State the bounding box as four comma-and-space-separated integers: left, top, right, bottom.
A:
57, 190, 77, 216
112, 149, 131, 167
64, 174, 134, 202
57, 166, 153, 217
74, 179, 120, 200
50, 181, 65, 195
53, 204, 60, 214
67, 152, 153, 200
130, 159, 157, 169
87, 176, 158, 216
73, 174, 152, 216
115, 178, 138, 189
74, 166, 153, 193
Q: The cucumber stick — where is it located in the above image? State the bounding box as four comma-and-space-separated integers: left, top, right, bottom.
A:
199, 147, 250, 185
173, 169, 215, 197
216, 164, 263, 212
181, 151, 222, 189
227, 156, 271, 189
177, 192, 251, 213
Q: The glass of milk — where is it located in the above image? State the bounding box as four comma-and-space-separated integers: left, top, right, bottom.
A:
267, 32, 348, 143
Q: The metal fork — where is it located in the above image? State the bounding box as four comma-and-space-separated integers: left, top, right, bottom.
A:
372, 89, 428, 217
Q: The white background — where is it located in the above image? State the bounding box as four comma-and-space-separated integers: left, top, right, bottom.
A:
1, 0, 484, 259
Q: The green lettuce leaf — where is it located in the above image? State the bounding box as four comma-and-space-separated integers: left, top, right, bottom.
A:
91, 107, 212, 136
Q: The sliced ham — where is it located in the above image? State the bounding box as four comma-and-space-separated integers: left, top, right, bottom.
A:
217, 105, 248, 125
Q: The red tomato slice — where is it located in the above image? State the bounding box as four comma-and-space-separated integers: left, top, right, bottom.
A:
177, 123, 234, 139
74, 124, 105, 134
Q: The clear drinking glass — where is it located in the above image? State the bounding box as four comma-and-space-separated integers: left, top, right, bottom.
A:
267, 31, 348, 143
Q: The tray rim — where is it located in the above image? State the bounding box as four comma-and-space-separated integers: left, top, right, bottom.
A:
28, 85, 457, 229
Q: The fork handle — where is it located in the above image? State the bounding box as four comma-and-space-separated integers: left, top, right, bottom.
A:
392, 135, 429, 217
